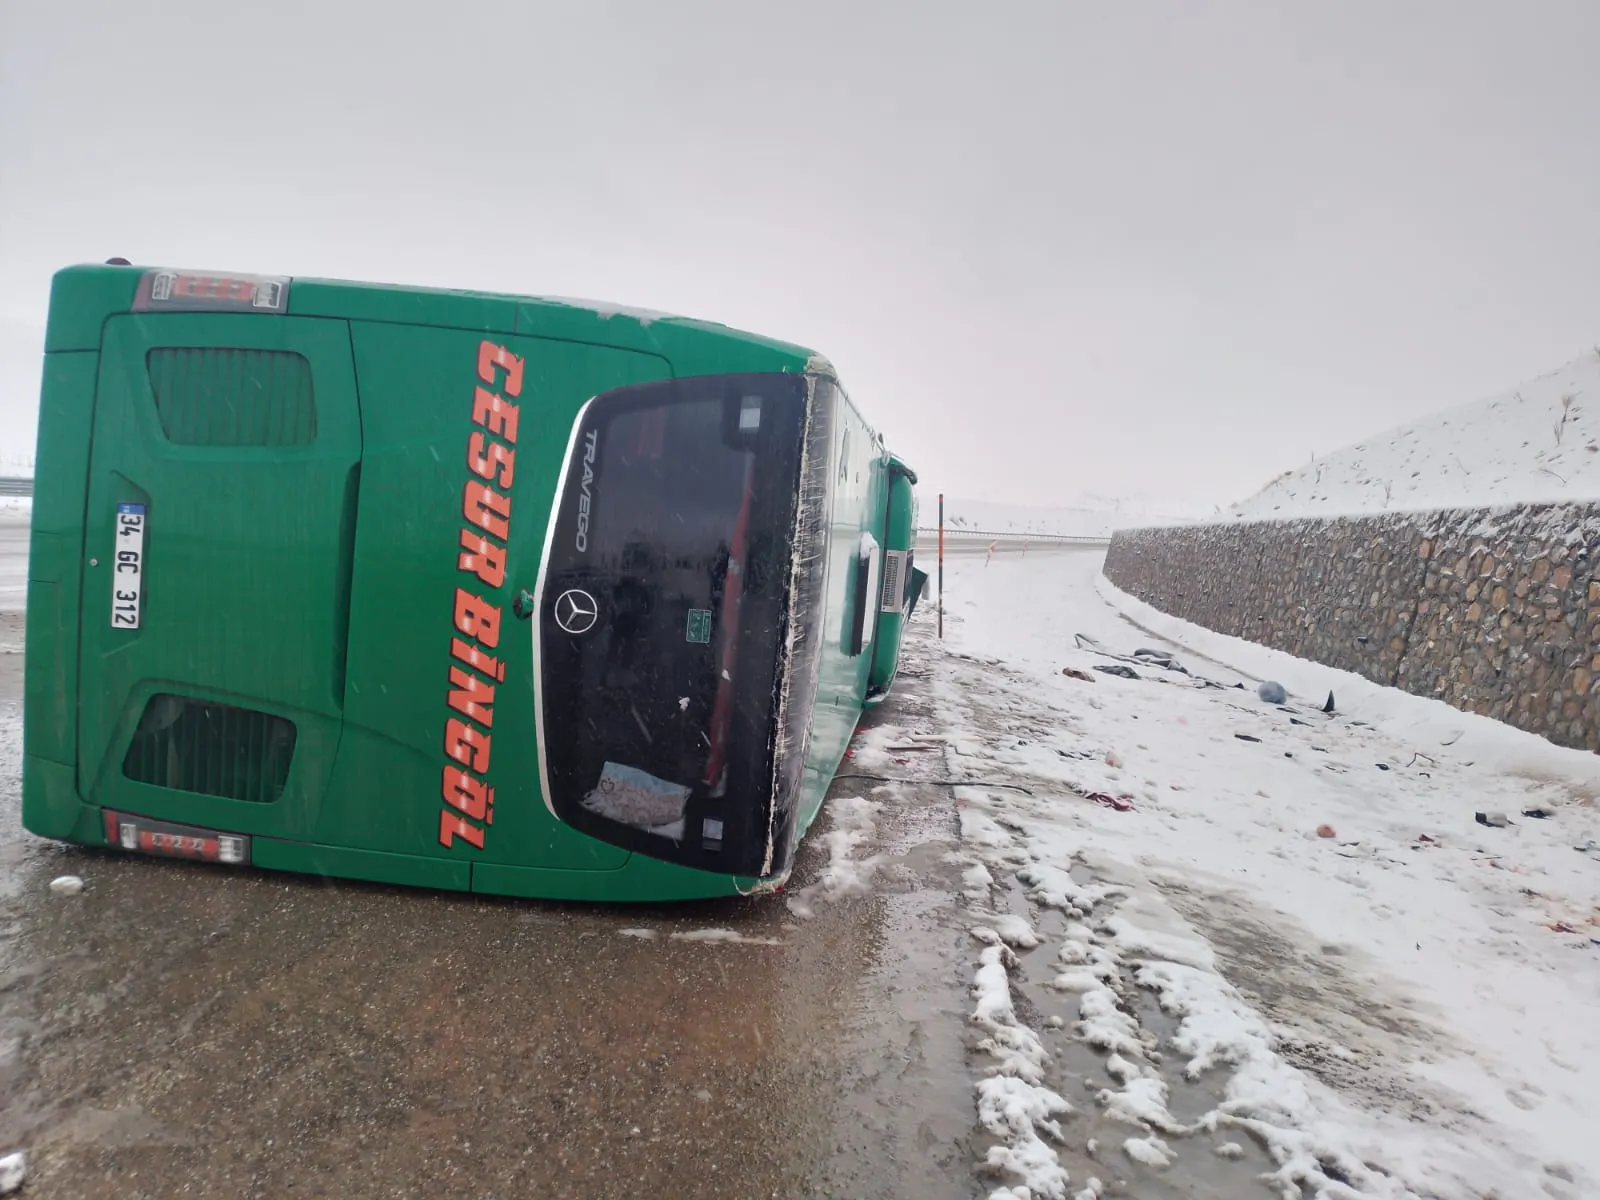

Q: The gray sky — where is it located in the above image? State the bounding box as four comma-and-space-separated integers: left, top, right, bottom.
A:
3, 1, 1598, 510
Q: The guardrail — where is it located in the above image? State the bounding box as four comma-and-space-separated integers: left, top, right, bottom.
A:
914, 527, 1110, 545
0, 472, 1118, 546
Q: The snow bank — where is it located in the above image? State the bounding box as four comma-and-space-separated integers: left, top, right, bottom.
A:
1093, 568, 1600, 786
1230, 348, 1600, 520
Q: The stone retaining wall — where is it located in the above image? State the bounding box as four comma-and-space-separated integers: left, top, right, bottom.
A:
1102, 503, 1600, 753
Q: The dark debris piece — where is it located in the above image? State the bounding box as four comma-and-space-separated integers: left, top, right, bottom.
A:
1093, 665, 1141, 680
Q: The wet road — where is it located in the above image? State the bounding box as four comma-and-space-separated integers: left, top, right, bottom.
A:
0, 511, 983, 1200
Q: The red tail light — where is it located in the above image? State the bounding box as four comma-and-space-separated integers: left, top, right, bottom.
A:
131, 268, 290, 313
102, 810, 251, 865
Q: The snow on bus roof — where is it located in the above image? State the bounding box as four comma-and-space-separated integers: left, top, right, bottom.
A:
527, 295, 678, 326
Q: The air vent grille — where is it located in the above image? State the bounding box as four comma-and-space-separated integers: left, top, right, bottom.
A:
880, 549, 907, 613
122, 694, 297, 803
146, 347, 317, 446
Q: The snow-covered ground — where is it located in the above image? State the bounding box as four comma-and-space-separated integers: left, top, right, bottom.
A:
1230, 349, 1600, 521
870, 546, 1598, 1199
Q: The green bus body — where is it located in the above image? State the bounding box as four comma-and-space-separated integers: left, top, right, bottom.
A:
22, 263, 920, 901
866, 456, 919, 706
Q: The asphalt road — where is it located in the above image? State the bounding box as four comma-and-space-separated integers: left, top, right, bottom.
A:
0, 508, 983, 1200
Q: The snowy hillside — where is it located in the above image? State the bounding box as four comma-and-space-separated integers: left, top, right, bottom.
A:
1229, 348, 1600, 520
933, 496, 1206, 539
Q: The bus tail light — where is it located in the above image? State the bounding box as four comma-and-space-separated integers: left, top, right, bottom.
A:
101, 810, 252, 866
131, 268, 290, 313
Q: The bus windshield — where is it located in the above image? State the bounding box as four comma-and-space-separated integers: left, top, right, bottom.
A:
537, 373, 812, 875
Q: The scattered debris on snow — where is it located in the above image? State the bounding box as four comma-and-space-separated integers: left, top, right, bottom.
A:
0, 1151, 24, 1196
1093, 664, 1140, 680
931, 548, 1600, 1198
48, 875, 82, 896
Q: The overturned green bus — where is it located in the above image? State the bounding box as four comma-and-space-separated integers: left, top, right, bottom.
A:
22, 263, 925, 901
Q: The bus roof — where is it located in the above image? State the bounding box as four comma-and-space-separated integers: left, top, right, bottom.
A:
45, 262, 828, 379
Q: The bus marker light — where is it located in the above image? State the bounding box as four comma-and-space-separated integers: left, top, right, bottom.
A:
131, 268, 290, 313
102, 811, 251, 866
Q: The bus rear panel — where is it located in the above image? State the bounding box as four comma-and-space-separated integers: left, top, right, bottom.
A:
22, 263, 914, 901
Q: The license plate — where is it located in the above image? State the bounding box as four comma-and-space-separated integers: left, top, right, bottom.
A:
111, 502, 147, 629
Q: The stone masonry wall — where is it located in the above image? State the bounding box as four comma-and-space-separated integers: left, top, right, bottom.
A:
1102, 502, 1600, 753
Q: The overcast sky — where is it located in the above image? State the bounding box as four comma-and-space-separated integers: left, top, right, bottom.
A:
3, 1, 1598, 511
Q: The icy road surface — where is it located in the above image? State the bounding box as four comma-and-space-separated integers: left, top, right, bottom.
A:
3, 510, 1598, 1199
935, 545, 1600, 1199
0, 501, 991, 1200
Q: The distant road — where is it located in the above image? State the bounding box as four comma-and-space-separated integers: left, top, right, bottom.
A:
914, 531, 1109, 559
0, 509, 26, 612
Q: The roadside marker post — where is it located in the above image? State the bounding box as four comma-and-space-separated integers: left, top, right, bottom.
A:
937, 493, 944, 640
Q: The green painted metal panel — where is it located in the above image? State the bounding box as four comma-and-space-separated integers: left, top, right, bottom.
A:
868, 460, 919, 701
21, 755, 86, 841
76, 312, 362, 839
22, 261, 920, 903
251, 838, 472, 893
323, 321, 672, 873
286, 274, 816, 375
25, 350, 98, 771
470, 858, 748, 902
43, 265, 140, 352
288, 278, 522, 338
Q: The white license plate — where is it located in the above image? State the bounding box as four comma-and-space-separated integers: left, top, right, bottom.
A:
111, 502, 147, 630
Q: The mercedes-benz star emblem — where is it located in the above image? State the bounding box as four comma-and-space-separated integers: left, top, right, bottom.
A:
553, 588, 600, 635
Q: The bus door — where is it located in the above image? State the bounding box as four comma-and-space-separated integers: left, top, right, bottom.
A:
77, 311, 363, 843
